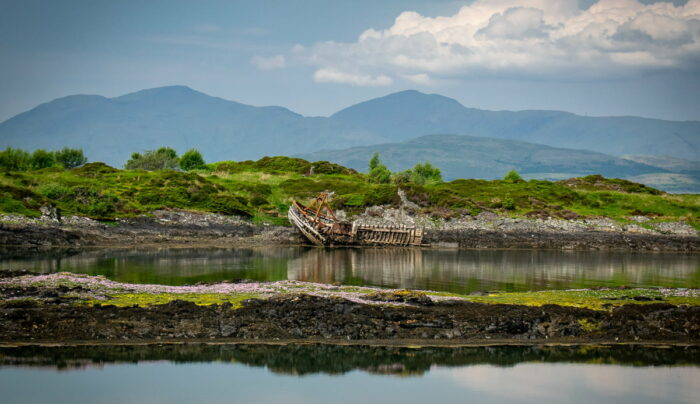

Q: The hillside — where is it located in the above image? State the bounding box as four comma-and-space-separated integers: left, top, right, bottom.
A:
0, 86, 381, 166
298, 134, 665, 181
331, 90, 700, 160
1, 87, 698, 168
0, 158, 696, 229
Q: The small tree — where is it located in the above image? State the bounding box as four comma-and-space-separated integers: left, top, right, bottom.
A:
367, 152, 391, 184
0, 147, 30, 172
503, 169, 523, 182
179, 149, 206, 171
30, 149, 56, 169
411, 162, 442, 185
54, 147, 87, 168
125, 148, 179, 170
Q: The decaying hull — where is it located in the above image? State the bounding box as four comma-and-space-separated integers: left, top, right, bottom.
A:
288, 193, 423, 247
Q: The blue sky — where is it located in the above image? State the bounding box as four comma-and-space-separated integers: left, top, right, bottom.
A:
1, 0, 699, 122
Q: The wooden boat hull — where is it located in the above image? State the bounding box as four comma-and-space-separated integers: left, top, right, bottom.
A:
288, 199, 423, 247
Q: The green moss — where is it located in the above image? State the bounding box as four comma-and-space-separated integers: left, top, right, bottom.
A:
87, 292, 261, 307
434, 288, 700, 311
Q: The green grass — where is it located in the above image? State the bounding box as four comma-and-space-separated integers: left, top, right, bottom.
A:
0, 157, 697, 226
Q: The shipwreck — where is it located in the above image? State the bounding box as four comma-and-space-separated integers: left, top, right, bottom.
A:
288, 192, 424, 246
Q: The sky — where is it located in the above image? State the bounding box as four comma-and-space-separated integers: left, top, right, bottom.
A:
1, 0, 699, 122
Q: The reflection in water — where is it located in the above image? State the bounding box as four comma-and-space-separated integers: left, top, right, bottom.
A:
1, 344, 699, 374
0, 247, 698, 293
0, 344, 698, 404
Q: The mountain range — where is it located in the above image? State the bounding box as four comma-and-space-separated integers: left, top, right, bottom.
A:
0, 86, 698, 192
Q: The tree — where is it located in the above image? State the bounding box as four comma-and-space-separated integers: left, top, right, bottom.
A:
503, 169, 523, 182
30, 149, 56, 169
367, 152, 391, 184
179, 149, 207, 171
0, 147, 30, 172
54, 147, 87, 168
411, 162, 442, 185
125, 148, 179, 170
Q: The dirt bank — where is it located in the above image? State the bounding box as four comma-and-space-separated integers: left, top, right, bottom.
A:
1, 209, 698, 251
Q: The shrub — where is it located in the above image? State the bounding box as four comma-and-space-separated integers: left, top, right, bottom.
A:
179, 149, 207, 171
125, 148, 179, 170
504, 170, 523, 182
37, 183, 73, 200
30, 149, 56, 169
367, 152, 391, 184
411, 162, 442, 185
54, 148, 87, 168
0, 147, 30, 172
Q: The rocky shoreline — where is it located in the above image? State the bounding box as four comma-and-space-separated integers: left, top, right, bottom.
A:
1, 272, 698, 345
1, 208, 698, 251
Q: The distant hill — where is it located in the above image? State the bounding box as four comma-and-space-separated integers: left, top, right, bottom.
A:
0, 86, 381, 166
622, 155, 700, 174
298, 134, 665, 181
331, 90, 700, 160
0, 86, 698, 169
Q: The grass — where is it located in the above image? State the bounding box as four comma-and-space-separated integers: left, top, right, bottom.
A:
0, 157, 697, 226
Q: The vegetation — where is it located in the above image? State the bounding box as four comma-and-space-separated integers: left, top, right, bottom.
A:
54, 147, 87, 169
125, 147, 179, 170
367, 152, 442, 186
179, 149, 207, 171
0, 154, 697, 226
503, 169, 523, 182
0, 147, 87, 172
367, 152, 392, 184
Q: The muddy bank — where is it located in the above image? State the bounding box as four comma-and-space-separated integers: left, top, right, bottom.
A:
1, 209, 698, 251
0, 274, 700, 344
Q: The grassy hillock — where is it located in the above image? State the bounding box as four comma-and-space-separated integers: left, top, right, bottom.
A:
0, 157, 697, 227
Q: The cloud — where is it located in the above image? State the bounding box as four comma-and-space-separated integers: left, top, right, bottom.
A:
298, 0, 700, 85
313, 68, 392, 86
251, 55, 286, 70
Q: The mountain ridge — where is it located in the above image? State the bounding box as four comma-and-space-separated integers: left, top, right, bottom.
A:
0, 86, 698, 169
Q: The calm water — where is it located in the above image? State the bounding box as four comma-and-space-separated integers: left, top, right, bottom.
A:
0, 247, 697, 293
0, 344, 698, 404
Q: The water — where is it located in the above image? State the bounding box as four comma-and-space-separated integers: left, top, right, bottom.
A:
1, 247, 697, 293
0, 344, 698, 404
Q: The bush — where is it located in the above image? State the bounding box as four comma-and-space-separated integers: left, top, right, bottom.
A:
367, 152, 392, 184
179, 149, 207, 171
30, 149, 56, 170
411, 162, 442, 185
125, 148, 179, 170
0, 147, 30, 172
504, 170, 523, 182
37, 183, 73, 200
54, 148, 87, 168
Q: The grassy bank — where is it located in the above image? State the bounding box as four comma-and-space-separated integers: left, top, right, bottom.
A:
0, 156, 697, 227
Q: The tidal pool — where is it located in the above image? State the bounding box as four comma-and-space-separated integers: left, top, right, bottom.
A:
1, 247, 697, 293
0, 344, 697, 404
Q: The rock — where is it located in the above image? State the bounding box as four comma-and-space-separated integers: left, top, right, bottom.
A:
39, 205, 61, 223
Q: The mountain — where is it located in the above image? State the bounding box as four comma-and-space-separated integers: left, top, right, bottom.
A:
0, 86, 381, 166
1, 86, 698, 169
332, 90, 700, 160
298, 134, 665, 181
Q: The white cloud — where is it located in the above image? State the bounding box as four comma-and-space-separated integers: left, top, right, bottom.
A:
251, 55, 286, 70
313, 68, 393, 86
298, 0, 700, 85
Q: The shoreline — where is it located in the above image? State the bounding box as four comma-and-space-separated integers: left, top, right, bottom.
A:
1, 273, 698, 345
1, 209, 698, 251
